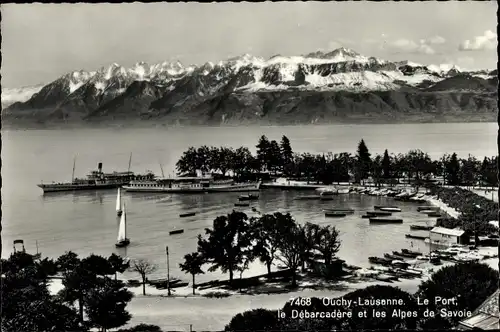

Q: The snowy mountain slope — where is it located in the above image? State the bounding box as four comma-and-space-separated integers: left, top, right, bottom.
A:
2, 48, 497, 127
1, 84, 45, 108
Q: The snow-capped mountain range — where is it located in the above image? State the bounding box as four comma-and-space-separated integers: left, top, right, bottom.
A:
2, 48, 497, 126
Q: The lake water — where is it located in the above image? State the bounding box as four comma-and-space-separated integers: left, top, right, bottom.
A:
2, 122, 497, 282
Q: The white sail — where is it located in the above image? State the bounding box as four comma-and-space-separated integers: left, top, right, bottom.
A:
116, 188, 122, 212
117, 208, 127, 242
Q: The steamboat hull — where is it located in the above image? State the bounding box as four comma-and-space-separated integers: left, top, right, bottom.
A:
123, 183, 261, 193
38, 183, 124, 193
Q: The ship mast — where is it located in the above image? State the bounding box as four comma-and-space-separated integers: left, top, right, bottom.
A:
71, 156, 76, 182
128, 153, 132, 173
159, 162, 165, 178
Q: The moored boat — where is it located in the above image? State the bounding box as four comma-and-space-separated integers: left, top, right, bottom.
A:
409, 225, 433, 231
180, 212, 196, 218
325, 212, 347, 218
417, 206, 439, 212
324, 208, 355, 214
169, 229, 184, 235
123, 175, 261, 193
369, 256, 392, 265
405, 234, 428, 240
366, 211, 392, 216
238, 194, 259, 201
374, 205, 398, 210
38, 154, 153, 193
379, 207, 402, 212
369, 217, 403, 224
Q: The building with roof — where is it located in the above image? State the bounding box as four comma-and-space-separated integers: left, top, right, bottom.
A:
458, 289, 499, 330
429, 227, 469, 246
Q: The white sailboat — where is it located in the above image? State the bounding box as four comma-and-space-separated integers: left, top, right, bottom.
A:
115, 203, 130, 248
116, 188, 122, 216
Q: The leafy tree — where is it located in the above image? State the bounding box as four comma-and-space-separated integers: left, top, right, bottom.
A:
197, 210, 253, 284
108, 253, 130, 281
218, 147, 235, 176
57, 252, 96, 323
355, 139, 371, 184
117, 324, 163, 332
299, 222, 320, 271
1, 252, 81, 332
252, 212, 296, 275
129, 259, 158, 296
460, 154, 479, 188
382, 149, 391, 179
179, 252, 205, 295
175, 147, 199, 175
417, 262, 499, 329
372, 154, 383, 187
82, 254, 114, 276
225, 308, 281, 331
85, 277, 133, 332
276, 218, 305, 287
231, 147, 253, 177
315, 225, 341, 266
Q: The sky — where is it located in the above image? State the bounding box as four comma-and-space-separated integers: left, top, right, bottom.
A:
1, 2, 498, 88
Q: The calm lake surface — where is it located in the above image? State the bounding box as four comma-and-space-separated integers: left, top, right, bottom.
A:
2, 123, 497, 282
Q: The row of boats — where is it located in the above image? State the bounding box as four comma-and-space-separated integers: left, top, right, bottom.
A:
323, 205, 405, 224
353, 187, 429, 203
37, 160, 261, 194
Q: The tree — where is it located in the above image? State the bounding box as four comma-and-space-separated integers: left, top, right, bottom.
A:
85, 277, 133, 332
57, 252, 96, 323
82, 254, 114, 277
460, 154, 479, 188
372, 155, 383, 188
1, 252, 81, 332
299, 222, 320, 272
179, 252, 205, 295
444, 152, 461, 185
252, 212, 296, 275
225, 309, 281, 331
280, 135, 294, 174
117, 324, 163, 332
268, 140, 283, 174
175, 147, 199, 175
256, 135, 271, 172
315, 225, 341, 266
382, 149, 392, 179
197, 210, 253, 284
355, 139, 371, 184
417, 262, 499, 329
108, 253, 130, 281
129, 259, 158, 296
276, 219, 304, 287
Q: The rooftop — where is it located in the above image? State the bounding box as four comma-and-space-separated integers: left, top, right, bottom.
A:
459, 289, 499, 330
430, 226, 465, 237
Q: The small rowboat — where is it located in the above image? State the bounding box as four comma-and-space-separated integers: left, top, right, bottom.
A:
169, 229, 184, 235
370, 217, 403, 224
180, 212, 196, 218
379, 207, 402, 212
374, 205, 399, 210
325, 212, 347, 218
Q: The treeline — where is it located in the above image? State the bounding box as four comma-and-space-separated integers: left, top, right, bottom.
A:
178, 211, 342, 293
432, 186, 498, 238
176, 135, 498, 187
1, 251, 161, 332
225, 262, 499, 331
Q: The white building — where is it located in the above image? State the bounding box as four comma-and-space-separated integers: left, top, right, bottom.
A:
429, 227, 469, 246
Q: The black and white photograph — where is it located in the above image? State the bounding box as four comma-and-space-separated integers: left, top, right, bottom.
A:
1, 2, 498, 331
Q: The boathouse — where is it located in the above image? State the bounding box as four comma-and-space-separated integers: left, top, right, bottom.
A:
429, 227, 469, 246
458, 289, 499, 330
